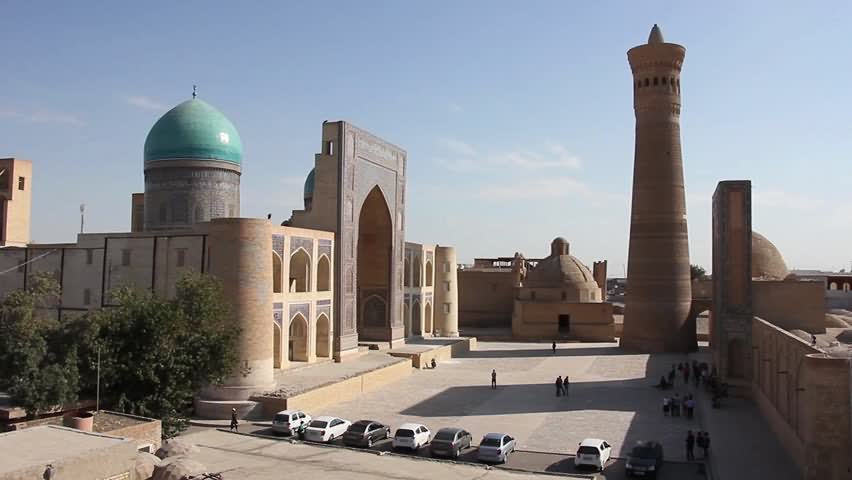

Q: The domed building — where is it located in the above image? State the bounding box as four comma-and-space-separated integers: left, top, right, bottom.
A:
523, 237, 603, 302
511, 237, 614, 341
142, 95, 242, 231
751, 231, 789, 280
303, 168, 315, 211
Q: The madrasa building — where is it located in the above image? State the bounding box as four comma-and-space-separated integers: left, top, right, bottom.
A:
0, 93, 458, 417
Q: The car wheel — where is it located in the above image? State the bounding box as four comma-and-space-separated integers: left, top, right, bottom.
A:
453, 447, 459, 459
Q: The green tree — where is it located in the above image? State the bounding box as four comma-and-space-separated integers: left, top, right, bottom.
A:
0, 273, 80, 417
690, 264, 707, 281
86, 273, 238, 437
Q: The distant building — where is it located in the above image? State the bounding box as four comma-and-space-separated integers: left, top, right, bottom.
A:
459, 237, 613, 341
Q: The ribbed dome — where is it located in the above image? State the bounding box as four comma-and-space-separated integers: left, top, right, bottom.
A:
524, 238, 599, 296
144, 98, 242, 165
526, 255, 597, 288
752, 231, 789, 280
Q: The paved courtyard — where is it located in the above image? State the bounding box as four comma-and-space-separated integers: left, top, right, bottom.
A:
195, 341, 800, 479
313, 341, 694, 460
256, 341, 799, 479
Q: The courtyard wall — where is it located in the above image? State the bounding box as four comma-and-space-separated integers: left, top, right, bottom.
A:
752, 316, 851, 479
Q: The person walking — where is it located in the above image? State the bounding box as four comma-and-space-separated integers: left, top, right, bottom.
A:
685, 395, 695, 419
555, 376, 564, 397
552, 341, 557, 354
683, 365, 690, 384
563, 375, 570, 398
701, 431, 710, 458
668, 365, 676, 385
491, 369, 497, 389
685, 430, 695, 461
662, 396, 671, 416
230, 408, 239, 432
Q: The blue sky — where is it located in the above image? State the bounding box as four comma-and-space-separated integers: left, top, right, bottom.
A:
2, 1, 850, 272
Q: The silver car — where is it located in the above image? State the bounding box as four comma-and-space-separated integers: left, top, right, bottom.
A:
477, 433, 515, 463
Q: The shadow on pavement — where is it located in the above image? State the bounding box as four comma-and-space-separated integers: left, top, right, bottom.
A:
458, 346, 630, 359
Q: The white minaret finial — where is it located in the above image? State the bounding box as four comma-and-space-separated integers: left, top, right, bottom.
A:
192, 85, 198, 99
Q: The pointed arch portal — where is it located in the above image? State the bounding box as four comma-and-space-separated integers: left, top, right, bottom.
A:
357, 186, 393, 341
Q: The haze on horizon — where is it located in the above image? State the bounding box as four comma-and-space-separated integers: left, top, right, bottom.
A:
2, 1, 850, 273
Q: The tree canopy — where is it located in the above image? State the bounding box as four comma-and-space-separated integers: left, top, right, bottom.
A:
0, 273, 79, 417
690, 264, 707, 281
0, 272, 238, 437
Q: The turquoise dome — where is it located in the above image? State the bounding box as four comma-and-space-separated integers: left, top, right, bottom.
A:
304, 168, 315, 199
144, 98, 243, 165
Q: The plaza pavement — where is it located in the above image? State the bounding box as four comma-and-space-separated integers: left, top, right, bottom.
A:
187, 341, 798, 479
313, 341, 695, 460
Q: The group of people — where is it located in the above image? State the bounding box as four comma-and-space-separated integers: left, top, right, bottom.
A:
554, 375, 570, 397
662, 393, 696, 418
654, 360, 716, 462
685, 430, 711, 460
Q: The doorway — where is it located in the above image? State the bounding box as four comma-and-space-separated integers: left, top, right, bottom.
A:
558, 314, 571, 336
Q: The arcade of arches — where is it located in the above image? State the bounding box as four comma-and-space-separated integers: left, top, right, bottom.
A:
268, 226, 335, 369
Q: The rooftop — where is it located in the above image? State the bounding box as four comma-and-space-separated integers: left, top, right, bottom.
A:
0, 425, 132, 475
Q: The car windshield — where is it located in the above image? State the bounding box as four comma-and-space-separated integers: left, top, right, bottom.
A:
631, 447, 657, 458
481, 438, 501, 447
309, 420, 328, 428
396, 429, 414, 438
349, 423, 368, 433
578, 446, 600, 456
273, 414, 290, 423
435, 430, 456, 441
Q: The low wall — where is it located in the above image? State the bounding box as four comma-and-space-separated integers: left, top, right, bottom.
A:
252, 359, 413, 416
388, 338, 476, 369
102, 411, 162, 452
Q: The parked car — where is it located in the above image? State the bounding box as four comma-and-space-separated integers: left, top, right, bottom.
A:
342, 420, 390, 448
477, 433, 515, 463
271, 410, 311, 436
625, 441, 664, 478
304, 416, 351, 443
392, 423, 431, 450
430, 427, 473, 459
575, 438, 612, 471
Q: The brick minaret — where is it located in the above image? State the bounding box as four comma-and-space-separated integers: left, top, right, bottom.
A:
622, 25, 694, 352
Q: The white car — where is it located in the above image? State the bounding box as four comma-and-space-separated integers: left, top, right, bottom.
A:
271, 409, 311, 436
304, 416, 351, 443
576, 438, 612, 471
393, 423, 431, 450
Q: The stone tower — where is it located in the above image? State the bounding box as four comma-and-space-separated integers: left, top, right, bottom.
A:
434, 245, 459, 337
0, 158, 32, 247
622, 25, 694, 352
